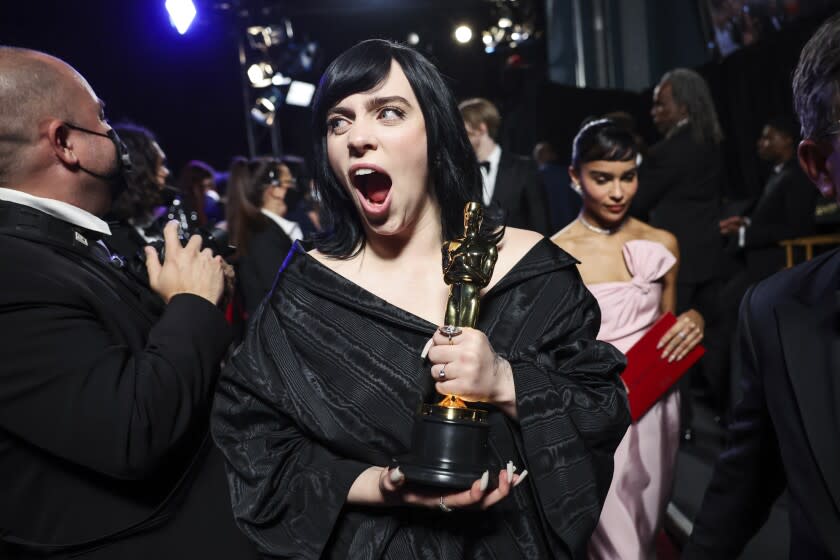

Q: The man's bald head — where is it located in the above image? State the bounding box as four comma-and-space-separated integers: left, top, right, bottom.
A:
0, 47, 88, 186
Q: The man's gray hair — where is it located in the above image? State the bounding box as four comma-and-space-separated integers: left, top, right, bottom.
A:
792, 12, 840, 141
660, 68, 724, 145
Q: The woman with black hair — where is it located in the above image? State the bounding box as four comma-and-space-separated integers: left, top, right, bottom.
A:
226, 156, 303, 316
107, 123, 169, 259
552, 120, 704, 559
212, 39, 630, 559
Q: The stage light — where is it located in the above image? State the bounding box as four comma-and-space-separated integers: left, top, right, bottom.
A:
407, 32, 420, 46
510, 31, 521, 41
247, 62, 274, 88
482, 31, 494, 46
271, 72, 292, 86
454, 25, 473, 44
165, 0, 197, 35
252, 95, 279, 126
285, 81, 316, 107
498, 17, 513, 28
247, 21, 293, 50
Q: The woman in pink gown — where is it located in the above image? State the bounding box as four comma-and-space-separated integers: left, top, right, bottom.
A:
553, 120, 705, 559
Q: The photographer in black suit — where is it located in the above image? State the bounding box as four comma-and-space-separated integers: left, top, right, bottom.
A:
459, 97, 551, 235
684, 13, 840, 559
0, 47, 257, 558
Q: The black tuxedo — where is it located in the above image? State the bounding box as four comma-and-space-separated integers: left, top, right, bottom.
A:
740, 159, 818, 282
684, 249, 840, 559
633, 124, 723, 286
236, 219, 293, 317
492, 150, 552, 235
0, 201, 257, 559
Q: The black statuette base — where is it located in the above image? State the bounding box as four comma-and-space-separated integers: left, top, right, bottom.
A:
395, 404, 495, 489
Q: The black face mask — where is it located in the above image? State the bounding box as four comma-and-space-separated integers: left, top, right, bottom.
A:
65, 123, 133, 199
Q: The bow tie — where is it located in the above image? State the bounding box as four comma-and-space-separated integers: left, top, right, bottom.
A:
480, 161, 491, 172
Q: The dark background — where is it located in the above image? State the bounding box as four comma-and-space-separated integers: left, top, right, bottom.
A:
1, 1, 837, 202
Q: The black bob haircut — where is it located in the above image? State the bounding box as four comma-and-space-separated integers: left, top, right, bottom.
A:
571, 119, 640, 171
310, 39, 502, 258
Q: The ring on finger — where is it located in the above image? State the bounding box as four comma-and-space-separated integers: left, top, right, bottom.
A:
439, 496, 453, 513
677, 331, 687, 339
439, 365, 446, 380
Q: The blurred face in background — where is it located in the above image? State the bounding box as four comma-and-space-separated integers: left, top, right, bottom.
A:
757, 125, 792, 163
152, 142, 169, 188
571, 158, 638, 228
651, 81, 687, 136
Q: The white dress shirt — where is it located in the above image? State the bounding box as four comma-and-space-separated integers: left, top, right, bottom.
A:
0, 187, 111, 236
260, 208, 303, 242
480, 145, 502, 206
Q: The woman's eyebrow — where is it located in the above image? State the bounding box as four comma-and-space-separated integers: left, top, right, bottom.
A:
365, 95, 411, 111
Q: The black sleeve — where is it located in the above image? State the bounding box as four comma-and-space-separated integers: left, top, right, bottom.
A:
0, 290, 231, 479
237, 234, 291, 316
683, 286, 786, 559
519, 161, 552, 236
506, 266, 630, 557
744, 174, 818, 248
211, 307, 370, 559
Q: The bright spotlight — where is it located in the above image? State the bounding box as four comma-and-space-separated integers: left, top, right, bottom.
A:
285, 81, 316, 107
482, 31, 493, 45
454, 25, 473, 44
407, 32, 420, 46
498, 17, 513, 28
247, 62, 274, 88
165, 0, 197, 35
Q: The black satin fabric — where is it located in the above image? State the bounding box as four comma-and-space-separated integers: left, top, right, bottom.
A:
212, 238, 630, 559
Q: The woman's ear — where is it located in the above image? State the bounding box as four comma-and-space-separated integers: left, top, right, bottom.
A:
798, 139, 835, 199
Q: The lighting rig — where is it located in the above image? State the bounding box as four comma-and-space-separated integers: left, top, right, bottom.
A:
165, 0, 319, 158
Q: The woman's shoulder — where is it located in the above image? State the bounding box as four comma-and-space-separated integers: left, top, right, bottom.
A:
500, 227, 543, 252
549, 220, 586, 251
626, 219, 678, 257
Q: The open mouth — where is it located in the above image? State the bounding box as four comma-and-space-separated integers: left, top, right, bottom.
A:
350, 166, 392, 206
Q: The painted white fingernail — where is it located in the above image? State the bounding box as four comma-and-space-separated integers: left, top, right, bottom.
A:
390, 467, 404, 483
506, 461, 514, 482
479, 470, 489, 491
420, 337, 434, 359
513, 469, 528, 487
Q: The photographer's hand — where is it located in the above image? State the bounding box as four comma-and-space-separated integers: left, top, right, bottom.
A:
144, 221, 226, 305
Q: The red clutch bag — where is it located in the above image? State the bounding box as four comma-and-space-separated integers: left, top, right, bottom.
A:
620, 312, 705, 421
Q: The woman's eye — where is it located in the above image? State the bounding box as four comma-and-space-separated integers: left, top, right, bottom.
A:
379, 106, 405, 120
327, 117, 349, 133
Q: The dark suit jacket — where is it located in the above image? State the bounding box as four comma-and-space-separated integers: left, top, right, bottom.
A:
633, 125, 724, 284
684, 249, 840, 559
236, 219, 293, 317
0, 201, 257, 559
741, 160, 818, 282
493, 150, 552, 235
539, 162, 582, 233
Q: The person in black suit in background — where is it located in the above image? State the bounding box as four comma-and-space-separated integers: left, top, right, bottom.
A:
0, 47, 258, 559
533, 141, 581, 232
720, 116, 818, 284
632, 68, 727, 428
684, 13, 840, 559
459, 98, 551, 235
226, 156, 303, 317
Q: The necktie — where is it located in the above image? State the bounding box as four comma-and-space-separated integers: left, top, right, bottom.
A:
480, 161, 491, 173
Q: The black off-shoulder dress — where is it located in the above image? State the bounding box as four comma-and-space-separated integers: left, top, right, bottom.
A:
212, 239, 629, 559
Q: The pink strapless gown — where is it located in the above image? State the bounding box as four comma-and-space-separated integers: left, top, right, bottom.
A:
587, 240, 681, 560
